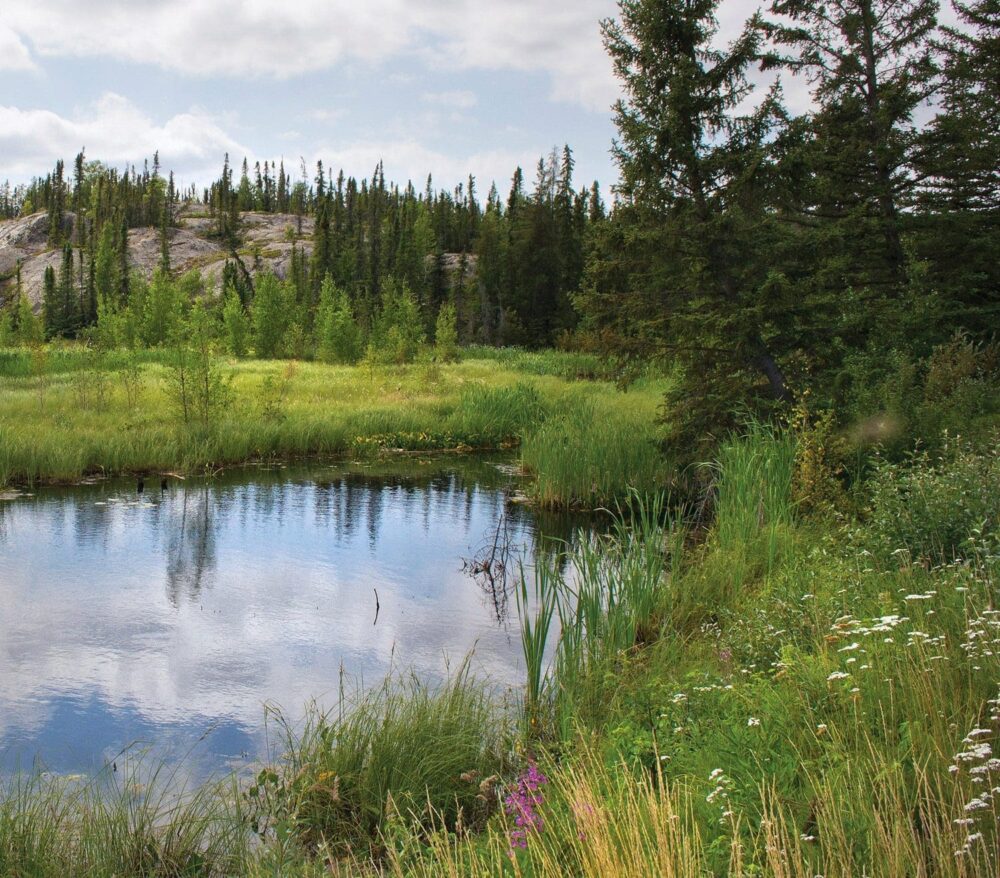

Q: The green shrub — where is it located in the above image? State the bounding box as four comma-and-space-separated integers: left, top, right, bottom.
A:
861, 437, 1000, 565
222, 289, 250, 358
251, 272, 291, 359
315, 277, 361, 364
434, 303, 460, 363
839, 333, 1000, 455
369, 278, 425, 364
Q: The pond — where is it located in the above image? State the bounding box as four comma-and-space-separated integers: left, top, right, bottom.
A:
0, 457, 584, 781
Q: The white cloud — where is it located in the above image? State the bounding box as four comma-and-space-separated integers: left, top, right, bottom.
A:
312, 139, 536, 194
421, 90, 478, 110
1, 0, 620, 111
0, 23, 36, 71
309, 109, 346, 123
414, 1, 619, 112
0, 93, 250, 184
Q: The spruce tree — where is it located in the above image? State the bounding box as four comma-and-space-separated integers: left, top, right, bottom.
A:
579, 0, 792, 448
42, 265, 59, 339
915, 0, 1000, 334
765, 0, 939, 290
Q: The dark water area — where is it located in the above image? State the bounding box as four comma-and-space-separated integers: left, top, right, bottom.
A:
0, 457, 588, 781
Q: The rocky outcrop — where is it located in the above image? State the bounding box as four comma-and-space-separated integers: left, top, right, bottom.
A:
0, 212, 71, 286
0, 204, 318, 310
0, 203, 470, 311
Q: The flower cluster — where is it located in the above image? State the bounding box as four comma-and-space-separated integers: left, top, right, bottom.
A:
951, 690, 1000, 859
504, 762, 548, 851
706, 768, 735, 825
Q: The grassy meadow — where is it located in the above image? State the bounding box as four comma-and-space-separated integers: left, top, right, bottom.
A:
0, 345, 669, 508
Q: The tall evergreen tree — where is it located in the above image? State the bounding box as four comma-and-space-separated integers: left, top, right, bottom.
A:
579, 0, 791, 447
915, 0, 1000, 333
42, 265, 59, 339
765, 0, 939, 291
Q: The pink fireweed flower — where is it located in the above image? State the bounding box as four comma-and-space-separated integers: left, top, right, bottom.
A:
504, 762, 549, 851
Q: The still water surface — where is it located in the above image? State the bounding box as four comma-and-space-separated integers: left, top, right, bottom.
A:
0, 458, 578, 779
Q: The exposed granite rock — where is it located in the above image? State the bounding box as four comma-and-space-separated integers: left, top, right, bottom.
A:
0, 203, 465, 311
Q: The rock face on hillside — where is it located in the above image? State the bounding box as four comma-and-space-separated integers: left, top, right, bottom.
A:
0, 203, 319, 310
0, 204, 475, 312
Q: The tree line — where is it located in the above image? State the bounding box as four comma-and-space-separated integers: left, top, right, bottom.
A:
2, 146, 603, 351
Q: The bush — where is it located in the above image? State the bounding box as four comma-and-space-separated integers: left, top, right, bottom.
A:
251, 272, 291, 359
369, 278, 425, 364
861, 437, 1000, 565
434, 303, 459, 363
315, 277, 361, 364
222, 289, 250, 358
839, 333, 1000, 455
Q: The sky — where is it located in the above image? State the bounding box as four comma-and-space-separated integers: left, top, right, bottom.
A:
0, 1, 961, 198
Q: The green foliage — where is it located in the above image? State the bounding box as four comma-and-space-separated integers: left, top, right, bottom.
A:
251, 272, 290, 359
141, 269, 185, 346
0, 309, 12, 348
164, 304, 231, 427
221, 288, 250, 358
838, 332, 1000, 455
14, 295, 42, 347
861, 437, 1000, 566
248, 670, 507, 860
369, 277, 425, 364
434, 302, 459, 362
712, 424, 796, 554
315, 276, 361, 364
94, 294, 128, 351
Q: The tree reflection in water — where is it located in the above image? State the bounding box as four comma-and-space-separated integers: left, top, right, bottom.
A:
165, 486, 218, 606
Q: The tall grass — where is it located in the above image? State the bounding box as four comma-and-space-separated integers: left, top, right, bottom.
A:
676, 422, 799, 609
460, 346, 618, 381
380, 744, 995, 877
521, 398, 666, 509
0, 350, 669, 510
0, 760, 249, 877
516, 493, 682, 741
449, 383, 547, 446
249, 667, 510, 863
712, 422, 796, 551
516, 564, 557, 733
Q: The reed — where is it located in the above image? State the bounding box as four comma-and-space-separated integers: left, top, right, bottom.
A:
520, 397, 666, 509
0, 757, 249, 877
